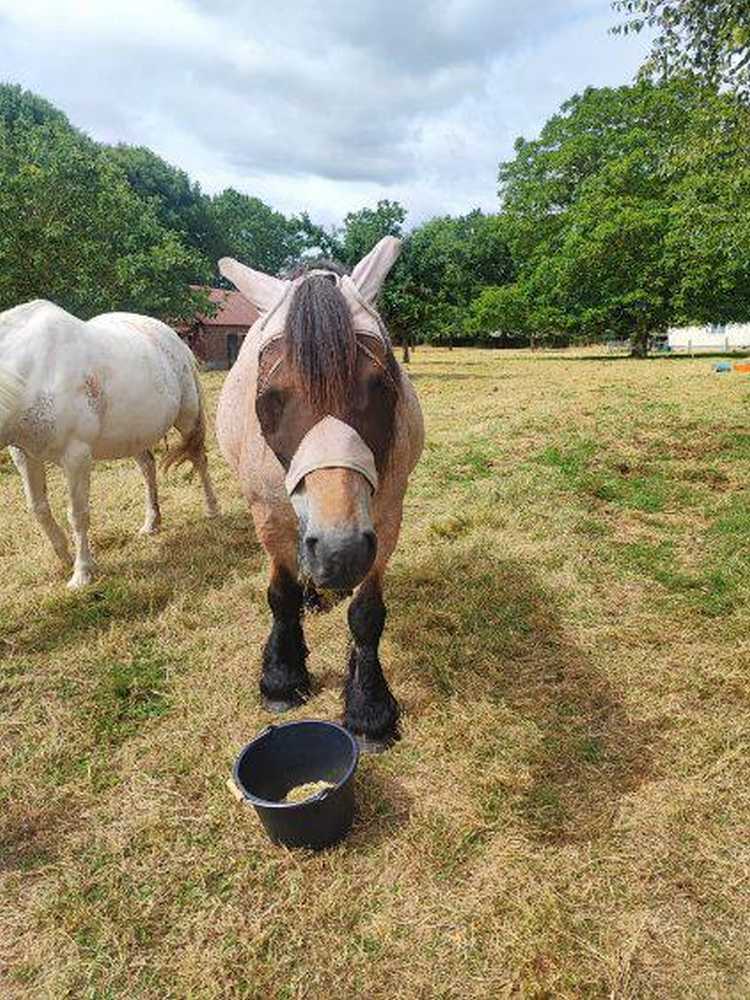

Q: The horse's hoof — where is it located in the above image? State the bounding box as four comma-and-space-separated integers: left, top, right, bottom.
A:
139, 523, 160, 536
67, 571, 93, 590
262, 695, 305, 714
352, 734, 393, 755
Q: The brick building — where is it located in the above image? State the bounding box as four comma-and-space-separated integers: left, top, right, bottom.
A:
178, 287, 259, 369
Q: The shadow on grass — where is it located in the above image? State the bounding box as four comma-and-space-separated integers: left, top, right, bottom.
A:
349, 767, 414, 849
409, 372, 496, 382
0, 511, 260, 658
0, 800, 76, 875
387, 548, 660, 845
515, 351, 750, 364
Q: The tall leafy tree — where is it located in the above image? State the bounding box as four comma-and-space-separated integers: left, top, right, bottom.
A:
496, 76, 750, 354
611, 1, 750, 99
106, 144, 224, 278
380, 210, 514, 348
340, 199, 407, 266
660, 85, 750, 325
209, 188, 306, 276
0, 84, 210, 320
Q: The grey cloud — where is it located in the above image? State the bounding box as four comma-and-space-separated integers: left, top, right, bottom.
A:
0, 1, 650, 223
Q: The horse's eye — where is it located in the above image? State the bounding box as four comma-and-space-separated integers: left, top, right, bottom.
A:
256, 388, 285, 434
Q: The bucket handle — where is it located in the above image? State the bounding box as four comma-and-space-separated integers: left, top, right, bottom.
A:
226, 777, 249, 803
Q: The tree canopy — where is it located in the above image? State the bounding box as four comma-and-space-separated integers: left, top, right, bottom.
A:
2, 74, 749, 352
611, 0, 750, 99
491, 76, 750, 354
0, 84, 210, 320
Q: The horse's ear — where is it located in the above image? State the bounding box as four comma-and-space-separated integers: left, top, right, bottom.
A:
218, 258, 286, 314
351, 236, 402, 302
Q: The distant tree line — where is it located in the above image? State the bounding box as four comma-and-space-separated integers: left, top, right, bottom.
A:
1, 0, 749, 357
481, 76, 750, 356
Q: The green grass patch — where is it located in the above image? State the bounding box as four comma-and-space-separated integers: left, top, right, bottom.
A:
614, 538, 745, 617
584, 471, 671, 512
90, 640, 172, 745
532, 438, 685, 512
421, 437, 498, 490
533, 438, 598, 483
720, 431, 750, 461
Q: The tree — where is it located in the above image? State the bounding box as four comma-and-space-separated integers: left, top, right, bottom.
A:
105, 144, 224, 278
209, 189, 306, 276
0, 84, 210, 320
465, 283, 531, 344
340, 200, 407, 266
291, 211, 346, 262
380, 211, 514, 348
465, 281, 573, 348
664, 89, 750, 323
497, 76, 750, 355
611, 1, 750, 99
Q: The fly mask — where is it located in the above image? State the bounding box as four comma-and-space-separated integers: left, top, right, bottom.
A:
219, 238, 402, 589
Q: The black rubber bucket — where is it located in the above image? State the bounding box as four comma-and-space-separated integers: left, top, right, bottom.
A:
232, 720, 359, 850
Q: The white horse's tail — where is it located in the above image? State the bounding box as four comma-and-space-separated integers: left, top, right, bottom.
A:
0, 366, 25, 439
162, 367, 208, 474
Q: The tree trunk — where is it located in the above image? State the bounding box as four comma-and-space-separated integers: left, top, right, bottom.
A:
402, 332, 411, 364
630, 327, 649, 358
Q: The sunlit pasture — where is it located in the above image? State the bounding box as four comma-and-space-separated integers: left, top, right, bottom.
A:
2, 347, 749, 998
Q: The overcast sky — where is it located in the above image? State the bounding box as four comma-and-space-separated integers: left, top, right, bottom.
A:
0, 1, 651, 228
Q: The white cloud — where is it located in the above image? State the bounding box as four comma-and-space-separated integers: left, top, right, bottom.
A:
0, 0, 652, 227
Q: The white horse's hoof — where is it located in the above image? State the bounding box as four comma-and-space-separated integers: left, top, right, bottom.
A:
67, 569, 94, 589
139, 523, 161, 536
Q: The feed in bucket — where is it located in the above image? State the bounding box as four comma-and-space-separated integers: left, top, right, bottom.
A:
285, 780, 334, 803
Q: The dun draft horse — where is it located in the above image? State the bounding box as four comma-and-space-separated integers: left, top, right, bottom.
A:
0, 301, 219, 589
217, 237, 424, 751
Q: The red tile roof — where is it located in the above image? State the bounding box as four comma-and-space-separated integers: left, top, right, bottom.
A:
188, 286, 259, 328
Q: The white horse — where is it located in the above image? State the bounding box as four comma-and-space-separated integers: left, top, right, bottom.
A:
0, 300, 219, 588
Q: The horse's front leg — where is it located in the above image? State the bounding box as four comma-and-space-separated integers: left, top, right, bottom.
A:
344, 571, 399, 753
261, 561, 311, 712
62, 443, 95, 589
9, 447, 71, 568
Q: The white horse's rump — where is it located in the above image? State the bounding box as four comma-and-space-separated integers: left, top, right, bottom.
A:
0, 367, 25, 438
0, 300, 219, 588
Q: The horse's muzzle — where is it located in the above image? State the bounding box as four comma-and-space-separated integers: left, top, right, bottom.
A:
302, 528, 377, 591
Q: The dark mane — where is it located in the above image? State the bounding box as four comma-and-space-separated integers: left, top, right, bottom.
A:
284, 267, 358, 413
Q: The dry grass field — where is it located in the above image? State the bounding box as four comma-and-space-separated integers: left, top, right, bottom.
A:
1, 346, 749, 999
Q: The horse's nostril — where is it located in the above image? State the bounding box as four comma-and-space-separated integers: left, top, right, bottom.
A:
363, 530, 377, 558
305, 535, 319, 555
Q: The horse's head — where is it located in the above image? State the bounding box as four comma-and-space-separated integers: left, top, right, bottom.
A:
220, 238, 402, 591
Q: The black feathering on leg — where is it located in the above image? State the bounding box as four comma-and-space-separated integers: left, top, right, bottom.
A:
261, 566, 310, 709
343, 576, 400, 749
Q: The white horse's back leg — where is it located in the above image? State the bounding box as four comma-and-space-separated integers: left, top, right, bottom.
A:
171, 379, 220, 518
134, 450, 161, 535
62, 443, 95, 589
9, 446, 71, 568
196, 453, 219, 518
